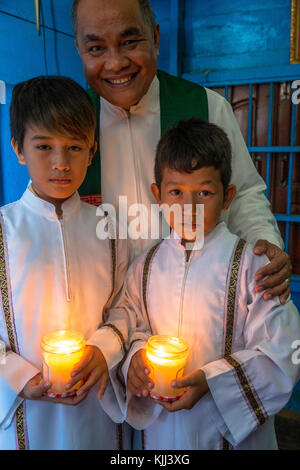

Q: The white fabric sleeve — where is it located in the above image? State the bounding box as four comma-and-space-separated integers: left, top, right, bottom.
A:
207, 89, 283, 249
201, 263, 300, 446
0, 350, 40, 429
100, 257, 155, 425
87, 236, 130, 370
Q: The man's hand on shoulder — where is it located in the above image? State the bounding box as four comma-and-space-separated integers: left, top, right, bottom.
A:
253, 239, 292, 305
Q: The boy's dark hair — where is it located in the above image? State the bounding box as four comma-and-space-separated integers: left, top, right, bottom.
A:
155, 118, 232, 191
10, 76, 96, 153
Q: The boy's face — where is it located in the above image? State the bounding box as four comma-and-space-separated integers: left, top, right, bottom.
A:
151, 166, 236, 241
12, 125, 94, 207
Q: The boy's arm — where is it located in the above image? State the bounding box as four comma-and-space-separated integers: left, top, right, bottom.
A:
200, 256, 300, 447
0, 345, 40, 429
66, 236, 131, 403
99, 258, 153, 424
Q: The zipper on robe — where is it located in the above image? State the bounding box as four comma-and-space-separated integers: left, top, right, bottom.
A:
58, 214, 72, 302
177, 250, 194, 338
126, 112, 143, 210
126, 111, 149, 249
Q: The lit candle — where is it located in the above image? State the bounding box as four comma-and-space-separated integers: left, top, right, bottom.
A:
145, 335, 189, 402
41, 330, 85, 398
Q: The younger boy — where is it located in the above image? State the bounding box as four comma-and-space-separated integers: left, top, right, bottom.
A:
112, 118, 300, 450
0, 76, 130, 450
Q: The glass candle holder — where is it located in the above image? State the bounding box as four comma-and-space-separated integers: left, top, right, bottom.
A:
145, 335, 189, 402
41, 330, 85, 398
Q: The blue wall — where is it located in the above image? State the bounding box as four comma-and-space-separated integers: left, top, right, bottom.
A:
0, 0, 173, 205
0, 0, 88, 205
183, 0, 300, 85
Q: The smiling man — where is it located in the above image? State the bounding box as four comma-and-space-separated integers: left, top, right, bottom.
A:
72, 0, 292, 303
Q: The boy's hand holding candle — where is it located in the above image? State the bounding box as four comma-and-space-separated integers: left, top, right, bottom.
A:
128, 349, 154, 397
19, 373, 89, 405
65, 345, 109, 399
158, 369, 209, 412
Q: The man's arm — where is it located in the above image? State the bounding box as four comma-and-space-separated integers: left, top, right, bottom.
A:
207, 89, 291, 303
206, 89, 283, 248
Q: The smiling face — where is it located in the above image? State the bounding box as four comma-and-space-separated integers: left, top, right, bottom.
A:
12, 125, 93, 208
75, 0, 160, 110
151, 166, 236, 240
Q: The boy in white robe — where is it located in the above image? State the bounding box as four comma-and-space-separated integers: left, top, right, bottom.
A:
112, 118, 300, 450
0, 76, 131, 450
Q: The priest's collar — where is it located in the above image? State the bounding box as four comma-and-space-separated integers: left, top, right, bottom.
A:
100, 75, 160, 118
21, 186, 81, 221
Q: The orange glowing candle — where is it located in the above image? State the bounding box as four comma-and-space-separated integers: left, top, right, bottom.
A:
146, 335, 189, 402
41, 330, 85, 398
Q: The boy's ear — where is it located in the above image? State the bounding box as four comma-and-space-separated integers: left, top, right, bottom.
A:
151, 183, 161, 204
88, 141, 97, 166
223, 184, 236, 211
74, 39, 80, 55
11, 138, 26, 165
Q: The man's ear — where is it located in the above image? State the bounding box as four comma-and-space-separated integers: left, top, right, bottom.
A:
151, 183, 161, 204
154, 24, 160, 56
11, 138, 26, 165
223, 184, 236, 211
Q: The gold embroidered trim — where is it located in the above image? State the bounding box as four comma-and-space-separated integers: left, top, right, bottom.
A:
117, 423, 123, 450
224, 238, 246, 357
222, 437, 232, 450
141, 430, 146, 450
0, 221, 17, 352
101, 323, 126, 354
223, 238, 267, 432
142, 241, 163, 334
15, 404, 27, 450
224, 355, 267, 426
0, 217, 28, 450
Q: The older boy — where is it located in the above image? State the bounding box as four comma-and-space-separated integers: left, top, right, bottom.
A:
0, 76, 130, 450
111, 118, 300, 450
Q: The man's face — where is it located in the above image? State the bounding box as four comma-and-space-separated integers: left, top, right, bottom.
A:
75, 0, 160, 110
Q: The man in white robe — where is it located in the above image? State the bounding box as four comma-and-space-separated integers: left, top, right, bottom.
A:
73, 0, 292, 304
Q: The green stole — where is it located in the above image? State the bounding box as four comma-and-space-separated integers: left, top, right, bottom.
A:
78, 70, 208, 199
